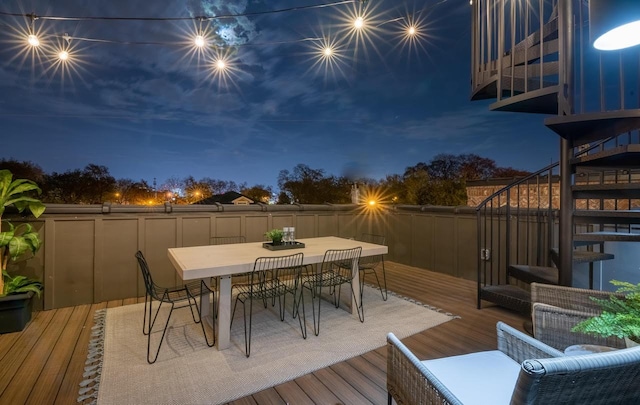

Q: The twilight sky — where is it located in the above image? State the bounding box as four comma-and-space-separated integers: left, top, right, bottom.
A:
0, 0, 559, 189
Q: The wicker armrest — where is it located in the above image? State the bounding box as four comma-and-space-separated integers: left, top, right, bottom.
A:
512, 347, 640, 404
496, 321, 564, 363
532, 302, 626, 350
386, 333, 462, 405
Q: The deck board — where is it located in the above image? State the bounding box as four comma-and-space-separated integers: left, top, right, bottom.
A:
0, 262, 527, 404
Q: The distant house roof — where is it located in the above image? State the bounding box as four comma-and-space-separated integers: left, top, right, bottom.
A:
194, 191, 254, 205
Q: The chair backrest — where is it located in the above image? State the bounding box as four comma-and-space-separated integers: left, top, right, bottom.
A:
321, 247, 363, 279
135, 251, 156, 297
359, 233, 385, 245
244, 252, 304, 287
357, 234, 385, 265
210, 235, 246, 245
512, 346, 640, 404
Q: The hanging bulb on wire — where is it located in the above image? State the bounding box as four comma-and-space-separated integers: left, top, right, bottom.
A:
27, 34, 40, 47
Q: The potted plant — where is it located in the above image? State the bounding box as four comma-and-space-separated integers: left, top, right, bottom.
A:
0, 169, 46, 333
265, 229, 284, 245
572, 280, 640, 347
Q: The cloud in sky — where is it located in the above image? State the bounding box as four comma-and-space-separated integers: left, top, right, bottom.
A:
0, 0, 558, 187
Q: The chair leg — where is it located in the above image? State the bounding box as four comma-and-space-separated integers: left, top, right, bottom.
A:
293, 288, 306, 339
242, 297, 253, 357
196, 287, 215, 347
188, 295, 201, 324
298, 286, 308, 339
312, 285, 322, 336
147, 301, 174, 364
380, 262, 388, 301
143, 293, 151, 335
350, 282, 365, 323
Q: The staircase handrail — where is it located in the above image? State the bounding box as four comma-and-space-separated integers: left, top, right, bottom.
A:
474, 137, 614, 212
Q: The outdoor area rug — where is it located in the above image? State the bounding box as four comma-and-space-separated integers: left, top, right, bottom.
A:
78, 285, 457, 404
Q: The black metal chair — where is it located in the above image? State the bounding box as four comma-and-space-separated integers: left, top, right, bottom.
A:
135, 251, 215, 364
210, 235, 246, 245
230, 252, 305, 357
299, 247, 363, 337
357, 233, 387, 301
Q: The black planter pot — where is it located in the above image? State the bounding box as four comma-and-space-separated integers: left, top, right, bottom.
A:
0, 291, 35, 334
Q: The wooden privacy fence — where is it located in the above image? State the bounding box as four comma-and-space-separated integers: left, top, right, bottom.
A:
7, 203, 522, 310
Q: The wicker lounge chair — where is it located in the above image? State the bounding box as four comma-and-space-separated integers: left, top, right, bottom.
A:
531, 282, 626, 351
387, 321, 640, 404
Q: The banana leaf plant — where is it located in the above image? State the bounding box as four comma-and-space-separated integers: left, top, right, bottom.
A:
0, 169, 46, 297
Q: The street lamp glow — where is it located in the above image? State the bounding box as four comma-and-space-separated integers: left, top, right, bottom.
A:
368, 200, 376, 206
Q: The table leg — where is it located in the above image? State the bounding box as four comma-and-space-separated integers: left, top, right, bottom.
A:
217, 275, 231, 350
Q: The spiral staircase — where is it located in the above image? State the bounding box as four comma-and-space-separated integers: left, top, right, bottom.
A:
472, 0, 640, 314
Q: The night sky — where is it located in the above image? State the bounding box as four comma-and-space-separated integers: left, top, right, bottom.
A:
1, 0, 559, 189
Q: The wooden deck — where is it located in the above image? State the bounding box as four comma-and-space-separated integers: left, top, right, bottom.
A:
0, 262, 527, 404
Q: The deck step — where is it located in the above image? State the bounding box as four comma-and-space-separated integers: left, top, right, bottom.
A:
480, 285, 531, 315
508, 265, 558, 284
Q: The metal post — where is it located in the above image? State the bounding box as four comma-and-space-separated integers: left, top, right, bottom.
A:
558, 0, 575, 286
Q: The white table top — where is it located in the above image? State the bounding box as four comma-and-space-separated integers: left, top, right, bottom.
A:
168, 236, 388, 280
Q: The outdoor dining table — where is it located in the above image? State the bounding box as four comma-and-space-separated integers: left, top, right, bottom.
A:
168, 236, 388, 350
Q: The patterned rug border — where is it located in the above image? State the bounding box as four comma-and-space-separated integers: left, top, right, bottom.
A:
77, 287, 459, 404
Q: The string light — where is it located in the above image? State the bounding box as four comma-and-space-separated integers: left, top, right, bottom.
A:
0, 0, 446, 85
27, 34, 39, 47
194, 35, 206, 48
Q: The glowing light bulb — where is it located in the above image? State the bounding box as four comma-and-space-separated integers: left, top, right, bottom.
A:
408, 26, 416, 36
368, 200, 376, 206
216, 59, 226, 70
354, 17, 364, 29
28, 34, 40, 47
323, 47, 333, 57
58, 50, 69, 61
194, 35, 206, 47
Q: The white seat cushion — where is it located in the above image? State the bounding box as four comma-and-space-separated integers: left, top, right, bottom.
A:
422, 350, 520, 405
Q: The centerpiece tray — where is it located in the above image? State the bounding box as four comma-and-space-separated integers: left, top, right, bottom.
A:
262, 241, 305, 251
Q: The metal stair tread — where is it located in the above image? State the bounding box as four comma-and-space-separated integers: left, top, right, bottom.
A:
572, 250, 615, 263
574, 210, 640, 216
545, 111, 640, 145
573, 210, 640, 224
480, 284, 531, 315
572, 183, 640, 199
570, 144, 640, 168
508, 264, 558, 284
574, 231, 640, 242
489, 86, 559, 114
